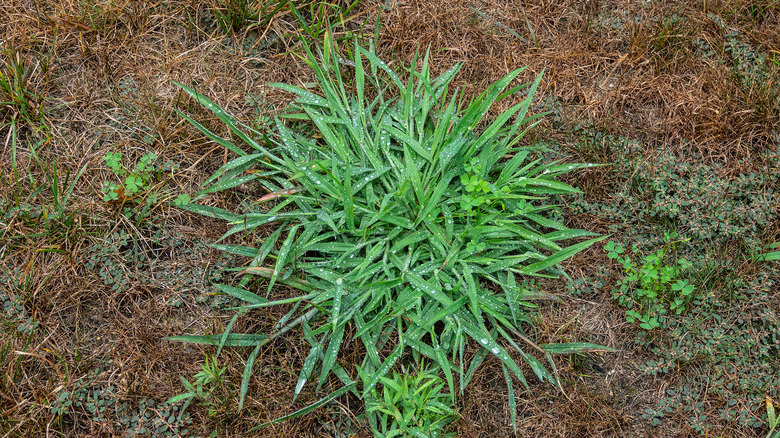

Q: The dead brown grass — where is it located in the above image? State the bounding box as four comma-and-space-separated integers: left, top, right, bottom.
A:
375, 0, 779, 164
1, 0, 778, 436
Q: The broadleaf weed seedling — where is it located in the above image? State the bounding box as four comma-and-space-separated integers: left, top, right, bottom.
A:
605, 232, 694, 330
101, 151, 181, 225
101, 152, 160, 202
459, 157, 493, 212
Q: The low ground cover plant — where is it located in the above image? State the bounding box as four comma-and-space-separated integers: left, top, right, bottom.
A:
100, 150, 182, 225
605, 232, 695, 330
101, 151, 179, 203
567, 133, 780, 434
170, 35, 609, 432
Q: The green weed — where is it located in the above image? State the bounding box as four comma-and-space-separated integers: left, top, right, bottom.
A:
642, 269, 780, 433
170, 34, 611, 432
0, 45, 47, 134
211, 0, 259, 32
753, 243, 780, 262
288, 0, 362, 40
204, 0, 362, 37
0, 155, 86, 250
565, 274, 606, 298
365, 365, 459, 438
101, 152, 159, 202
100, 151, 180, 225
605, 233, 695, 330
167, 355, 232, 418
51, 369, 195, 436
566, 133, 780, 434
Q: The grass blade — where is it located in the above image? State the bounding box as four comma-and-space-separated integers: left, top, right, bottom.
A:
521, 236, 607, 275
166, 333, 268, 347
239, 343, 263, 410
540, 343, 618, 354
255, 382, 358, 429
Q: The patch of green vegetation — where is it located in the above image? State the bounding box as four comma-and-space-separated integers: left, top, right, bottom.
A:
1, 137, 86, 247
101, 152, 158, 201
0, 44, 49, 136
605, 233, 695, 331
568, 135, 779, 252
171, 35, 611, 433
101, 152, 179, 225
51, 369, 195, 437
642, 268, 780, 434
565, 132, 780, 435
648, 14, 694, 63
366, 365, 459, 438
84, 225, 236, 308
211, 0, 260, 33
167, 355, 234, 419
202, 0, 362, 38
0, 267, 40, 336
564, 273, 606, 298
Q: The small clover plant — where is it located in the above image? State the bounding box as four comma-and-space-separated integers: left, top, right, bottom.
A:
459, 157, 513, 213
173, 194, 191, 206
605, 232, 695, 330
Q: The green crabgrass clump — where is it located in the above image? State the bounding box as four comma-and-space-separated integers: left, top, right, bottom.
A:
171, 36, 609, 431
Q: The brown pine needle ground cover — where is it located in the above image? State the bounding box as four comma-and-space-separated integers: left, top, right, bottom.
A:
1, 0, 778, 437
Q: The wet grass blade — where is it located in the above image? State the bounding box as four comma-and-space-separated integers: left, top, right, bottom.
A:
214, 284, 267, 305
166, 333, 268, 347
503, 365, 517, 433
239, 343, 263, 410
295, 344, 323, 400
268, 224, 299, 294
521, 236, 607, 275
540, 343, 618, 354
255, 382, 358, 429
